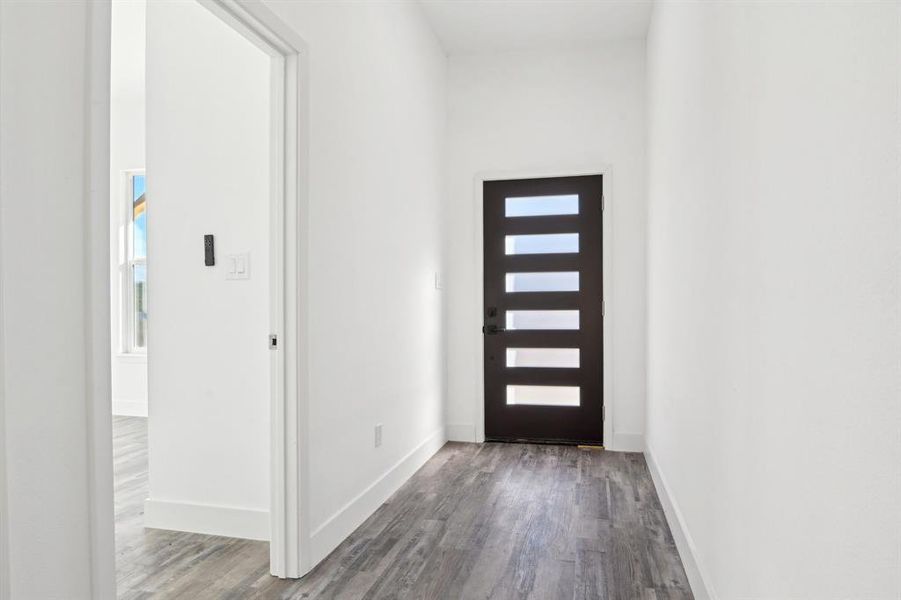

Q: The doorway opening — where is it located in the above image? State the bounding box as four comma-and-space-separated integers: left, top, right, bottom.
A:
102, 0, 308, 592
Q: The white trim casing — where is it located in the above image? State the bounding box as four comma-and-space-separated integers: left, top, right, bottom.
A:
0, 276, 7, 600
0, 363, 7, 600
645, 443, 717, 600
86, 2, 118, 598
179, 0, 312, 579
0, 5, 9, 596
471, 166, 615, 448
201, 0, 313, 578
184, 0, 314, 579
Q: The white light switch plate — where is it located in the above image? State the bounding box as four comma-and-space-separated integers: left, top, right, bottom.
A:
226, 253, 250, 280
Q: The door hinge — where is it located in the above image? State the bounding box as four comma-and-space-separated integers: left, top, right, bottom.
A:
269, 334, 278, 350
601, 194, 605, 211
601, 299, 605, 317
602, 405, 606, 422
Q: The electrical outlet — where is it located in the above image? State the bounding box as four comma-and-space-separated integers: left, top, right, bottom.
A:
374, 424, 383, 448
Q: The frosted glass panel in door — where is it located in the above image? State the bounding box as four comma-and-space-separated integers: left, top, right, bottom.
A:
505, 272, 579, 293
506, 385, 580, 407
505, 233, 579, 255
505, 310, 579, 330
505, 195, 579, 217
506, 348, 580, 368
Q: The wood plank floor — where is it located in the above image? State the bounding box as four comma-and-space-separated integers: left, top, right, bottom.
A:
114, 416, 692, 599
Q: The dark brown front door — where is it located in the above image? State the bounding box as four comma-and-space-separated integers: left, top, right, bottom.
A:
483, 175, 603, 444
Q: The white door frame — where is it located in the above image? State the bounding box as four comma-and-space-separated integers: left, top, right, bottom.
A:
471, 166, 614, 447
85, 1, 312, 594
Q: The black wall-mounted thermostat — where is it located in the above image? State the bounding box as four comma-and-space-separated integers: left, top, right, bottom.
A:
204, 234, 215, 266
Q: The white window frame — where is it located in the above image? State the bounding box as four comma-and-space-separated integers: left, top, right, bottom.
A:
120, 169, 147, 355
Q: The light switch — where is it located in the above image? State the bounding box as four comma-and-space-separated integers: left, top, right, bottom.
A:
226, 253, 250, 280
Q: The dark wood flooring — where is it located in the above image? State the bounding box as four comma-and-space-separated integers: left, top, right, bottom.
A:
114, 416, 692, 599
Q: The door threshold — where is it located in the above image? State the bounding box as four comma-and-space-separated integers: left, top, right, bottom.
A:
485, 437, 604, 448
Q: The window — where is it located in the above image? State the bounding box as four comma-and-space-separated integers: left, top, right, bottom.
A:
121, 171, 147, 353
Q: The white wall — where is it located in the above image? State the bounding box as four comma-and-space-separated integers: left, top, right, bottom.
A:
109, 0, 148, 417
260, 0, 448, 563
444, 42, 647, 450
645, 2, 901, 598
144, 0, 271, 539
0, 1, 113, 597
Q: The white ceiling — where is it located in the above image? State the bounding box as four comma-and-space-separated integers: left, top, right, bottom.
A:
419, 0, 652, 55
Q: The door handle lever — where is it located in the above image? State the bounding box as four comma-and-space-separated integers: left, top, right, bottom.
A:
482, 324, 506, 335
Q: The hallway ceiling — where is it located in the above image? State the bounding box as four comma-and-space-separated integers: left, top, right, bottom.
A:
419, 0, 652, 55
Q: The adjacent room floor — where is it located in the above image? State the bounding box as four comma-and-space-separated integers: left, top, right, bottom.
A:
114, 416, 692, 599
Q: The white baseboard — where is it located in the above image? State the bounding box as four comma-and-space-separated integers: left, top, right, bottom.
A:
143, 498, 269, 541
445, 422, 476, 442
610, 432, 644, 452
112, 399, 148, 417
309, 426, 447, 565
645, 443, 717, 600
